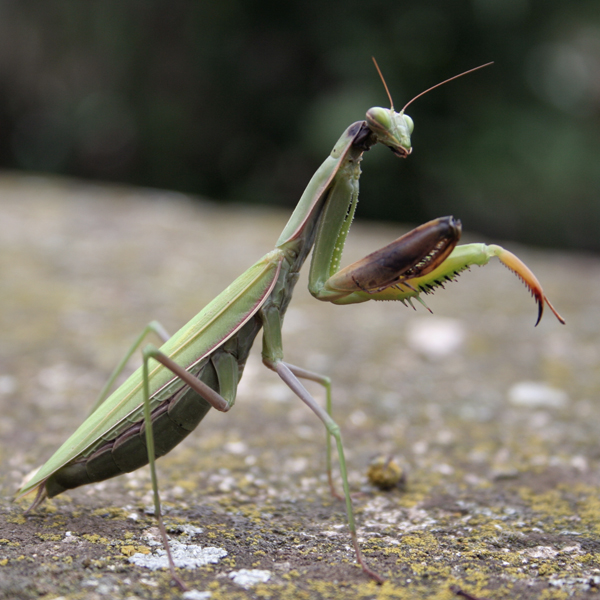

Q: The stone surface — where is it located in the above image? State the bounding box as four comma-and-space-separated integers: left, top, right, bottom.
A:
0, 173, 598, 599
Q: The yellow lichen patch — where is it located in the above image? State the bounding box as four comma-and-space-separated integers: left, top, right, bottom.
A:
119, 545, 137, 556
400, 532, 440, 550
539, 589, 569, 600
172, 479, 197, 492
82, 534, 109, 544
461, 568, 493, 588
411, 561, 452, 578
282, 570, 301, 580
5, 514, 26, 525
518, 488, 571, 517
395, 487, 429, 509
35, 533, 62, 542
579, 553, 600, 566
91, 506, 130, 520
237, 504, 265, 523
574, 485, 600, 535
205, 586, 246, 600
205, 523, 236, 541
41, 499, 60, 513
347, 579, 413, 599
90, 559, 105, 568
538, 562, 560, 576
46, 516, 67, 529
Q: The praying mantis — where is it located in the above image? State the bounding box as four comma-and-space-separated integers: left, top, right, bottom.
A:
16, 61, 564, 588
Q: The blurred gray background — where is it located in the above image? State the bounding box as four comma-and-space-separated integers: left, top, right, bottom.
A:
0, 1, 598, 250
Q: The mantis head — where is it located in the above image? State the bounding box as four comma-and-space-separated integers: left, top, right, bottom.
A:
367, 58, 493, 159
366, 107, 414, 158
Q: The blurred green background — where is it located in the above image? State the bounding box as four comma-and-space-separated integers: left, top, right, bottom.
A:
0, 1, 598, 250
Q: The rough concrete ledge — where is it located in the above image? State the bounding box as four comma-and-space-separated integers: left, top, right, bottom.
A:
0, 173, 598, 599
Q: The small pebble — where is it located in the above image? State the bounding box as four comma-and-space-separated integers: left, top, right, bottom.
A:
406, 317, 465, 358
508, 381, 568, 408
366, 455, 406, 491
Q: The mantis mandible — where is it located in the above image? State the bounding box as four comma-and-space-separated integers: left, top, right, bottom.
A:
16, 61, 564, 588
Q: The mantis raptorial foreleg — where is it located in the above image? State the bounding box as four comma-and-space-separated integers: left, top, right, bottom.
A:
17, 61, 564, 589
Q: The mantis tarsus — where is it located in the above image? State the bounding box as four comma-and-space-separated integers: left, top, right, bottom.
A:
16, 61, 565, 588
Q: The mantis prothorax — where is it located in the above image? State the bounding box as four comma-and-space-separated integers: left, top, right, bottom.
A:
16, 61, 564, 588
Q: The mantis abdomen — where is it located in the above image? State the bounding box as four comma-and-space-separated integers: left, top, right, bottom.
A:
44, 317, 264, 498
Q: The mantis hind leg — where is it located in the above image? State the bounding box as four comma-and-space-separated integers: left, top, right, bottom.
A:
138, 344, 239, 590
87, 320, 171, 416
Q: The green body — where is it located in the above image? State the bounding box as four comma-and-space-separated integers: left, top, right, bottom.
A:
17, 96, 561, 584
18, 120, 380, 499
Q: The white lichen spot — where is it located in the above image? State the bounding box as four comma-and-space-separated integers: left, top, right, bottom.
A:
406, 317, 465, 358
183, 591, 212, 600
224, 441, 248, 455
217, 476, 237, 493
520, 545, 559, 559
129, 542, 227, 570
508, 381, 568, 408
228, 569, 271, 588
0, 375, 17, 395
349, 409, 367, 426
571, 455, 588, 472
171, 524, 203, 537
284, 457, 308, 474
434, 463, 454, 476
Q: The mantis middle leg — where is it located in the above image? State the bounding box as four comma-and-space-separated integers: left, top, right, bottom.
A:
260, 306, 384, 582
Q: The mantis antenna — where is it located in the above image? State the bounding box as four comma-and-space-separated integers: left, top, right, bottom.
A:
370, 56, 493, 112
401, 62, 494, 112
371, 56, 395, 110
